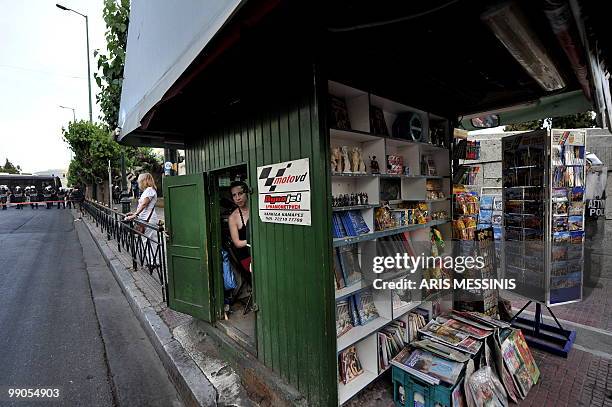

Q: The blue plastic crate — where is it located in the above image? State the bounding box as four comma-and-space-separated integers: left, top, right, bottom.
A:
392, 365, 464, 407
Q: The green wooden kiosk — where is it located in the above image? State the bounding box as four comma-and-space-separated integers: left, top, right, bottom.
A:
118, 2, 609, 405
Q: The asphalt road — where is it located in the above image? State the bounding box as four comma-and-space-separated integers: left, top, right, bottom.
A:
0, 208, 183, 407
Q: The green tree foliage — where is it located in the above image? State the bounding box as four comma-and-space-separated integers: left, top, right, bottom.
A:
0, 159, 21, 174
551, 112, 597, 129
63, 121, 162, 187
505, 112, 597, 131
94, 0, 130, 130
63, 121, 121, 186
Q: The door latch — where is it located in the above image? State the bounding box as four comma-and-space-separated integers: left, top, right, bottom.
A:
252, 303, 259, 312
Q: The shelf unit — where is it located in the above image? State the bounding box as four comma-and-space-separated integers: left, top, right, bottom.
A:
329, 80, 452, 405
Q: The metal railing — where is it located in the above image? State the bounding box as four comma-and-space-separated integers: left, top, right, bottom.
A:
81, 199, 168, 303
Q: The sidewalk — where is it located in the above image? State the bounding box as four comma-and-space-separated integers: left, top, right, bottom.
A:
75, 208, 304, 407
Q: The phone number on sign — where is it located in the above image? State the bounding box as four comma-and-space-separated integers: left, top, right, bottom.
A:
6, 388, 60, 398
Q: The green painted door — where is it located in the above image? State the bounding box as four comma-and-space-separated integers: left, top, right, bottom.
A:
163, 173, 213, 321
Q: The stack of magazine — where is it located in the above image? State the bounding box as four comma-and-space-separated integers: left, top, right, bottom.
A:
418, 319, 486, 355
391, 345, 465, 386
448, 310, 539, 401
499, 329, 540, 400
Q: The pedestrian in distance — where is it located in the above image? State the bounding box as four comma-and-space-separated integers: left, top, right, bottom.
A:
0, 185, 8, 210
57, 188, 66, 209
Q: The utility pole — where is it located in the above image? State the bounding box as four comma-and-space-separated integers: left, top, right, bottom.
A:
56, 4, 92, 122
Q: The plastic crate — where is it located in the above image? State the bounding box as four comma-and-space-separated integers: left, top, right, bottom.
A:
392, 365, 464, 407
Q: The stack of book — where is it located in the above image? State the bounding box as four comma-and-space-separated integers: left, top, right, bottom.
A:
406, 312, 427, 342
333, 244, 362, 290
335, 289, 380, 337
333, 210, 370, 238
378, 320, 408, 370
338, 346, 363, 384
499, 329, 540, 400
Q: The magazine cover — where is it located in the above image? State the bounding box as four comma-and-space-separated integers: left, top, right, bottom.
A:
513, 330, 540, 384
443, 318, 492, 340
336, 300, 353, 337
420, 320, 468, 346
397, 348, 464, 386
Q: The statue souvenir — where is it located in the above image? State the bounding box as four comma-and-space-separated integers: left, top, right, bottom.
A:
350, 147, 366, 174
331, 147, 342, 173
341, 146, 351, 173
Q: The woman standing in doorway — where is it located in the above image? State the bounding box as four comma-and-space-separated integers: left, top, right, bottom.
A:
125, 173, 159, 266
228, 181, 251, 272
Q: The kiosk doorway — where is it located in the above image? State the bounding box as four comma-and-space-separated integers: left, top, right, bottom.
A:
210, 165, 256, 353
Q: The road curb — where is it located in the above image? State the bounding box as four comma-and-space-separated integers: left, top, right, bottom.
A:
77, 214, 218, 407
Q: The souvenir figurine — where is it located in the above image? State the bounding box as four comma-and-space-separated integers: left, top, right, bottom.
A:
351, 147, 367, 174
331, 147, 342, 173
341, 146, 351, 173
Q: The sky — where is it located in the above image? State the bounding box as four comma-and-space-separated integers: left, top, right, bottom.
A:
0, 0, 106, 173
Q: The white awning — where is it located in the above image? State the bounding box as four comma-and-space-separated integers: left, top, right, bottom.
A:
118, 0, 243, 140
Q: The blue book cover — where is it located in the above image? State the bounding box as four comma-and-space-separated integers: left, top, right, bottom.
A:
333, 214, 347, 238
340, 212, 358, 236
347, 210, 370, 235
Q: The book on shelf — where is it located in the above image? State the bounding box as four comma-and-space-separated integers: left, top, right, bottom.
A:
391, 347, 464, 386
335, 211, 370, 237
407, 312, 427, 343
338, 346, 363, 385
337, 245, 363, 287
332, 213, 347, 238
345, 210, 371, 235
354, 289, 379, 325
378, 322, 405, 370
329, 96, 351, 130
336, 300, 353, 337
333, 249, 346, 290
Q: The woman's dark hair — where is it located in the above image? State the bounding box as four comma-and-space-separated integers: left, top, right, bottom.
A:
230, 181, 250, 194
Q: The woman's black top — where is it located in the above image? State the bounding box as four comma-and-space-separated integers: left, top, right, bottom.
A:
235, 207, 250, 260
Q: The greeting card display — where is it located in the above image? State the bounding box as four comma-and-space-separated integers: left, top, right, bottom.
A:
502, 129, 585, 306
